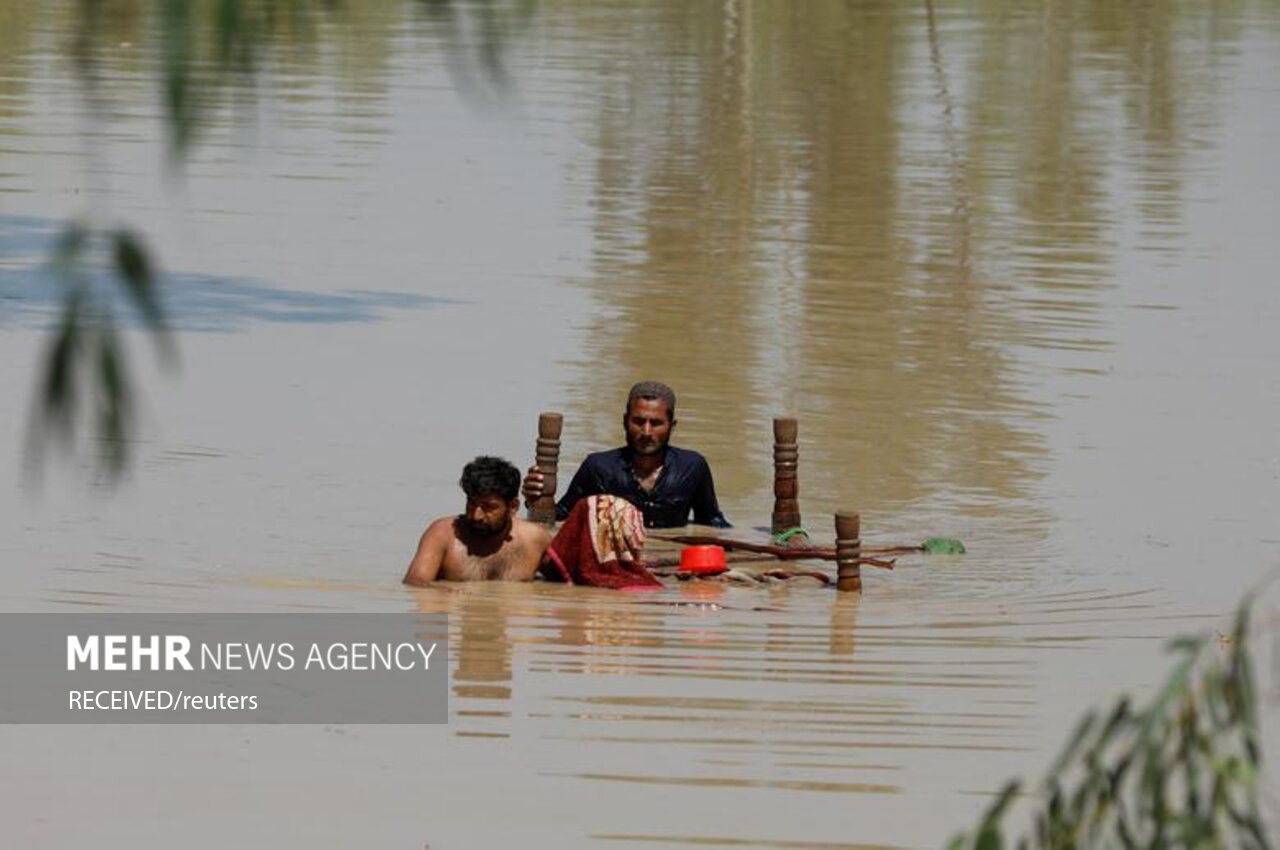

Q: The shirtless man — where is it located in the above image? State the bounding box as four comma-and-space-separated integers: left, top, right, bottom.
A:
404, 456, 552, 585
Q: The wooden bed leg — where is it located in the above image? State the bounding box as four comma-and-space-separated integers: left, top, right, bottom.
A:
528, 412, 563, 526
771, 417, 802, 535
835, 511, 862, 593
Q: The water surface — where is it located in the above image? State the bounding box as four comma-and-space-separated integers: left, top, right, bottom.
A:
2, 2, 1279, 847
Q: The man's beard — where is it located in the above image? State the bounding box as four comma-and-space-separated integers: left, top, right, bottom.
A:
630, 437, 666, 455
466, 517, 511, 539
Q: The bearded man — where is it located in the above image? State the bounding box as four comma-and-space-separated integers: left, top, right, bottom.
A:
404, 456, 552, 584
522, 381, 731, 529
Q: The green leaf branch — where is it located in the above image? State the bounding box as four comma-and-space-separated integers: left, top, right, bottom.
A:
948, 601, 1271, 850
29, 223, 174, 479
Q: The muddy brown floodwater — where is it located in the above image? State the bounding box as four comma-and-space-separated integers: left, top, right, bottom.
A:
2, 1, 1280, 847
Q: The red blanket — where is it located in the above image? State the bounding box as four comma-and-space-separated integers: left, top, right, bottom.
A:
541, 495, 661, 589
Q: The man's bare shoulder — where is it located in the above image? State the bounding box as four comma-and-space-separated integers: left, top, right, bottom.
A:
512, 517, 553, 546
422, 516, 460, 543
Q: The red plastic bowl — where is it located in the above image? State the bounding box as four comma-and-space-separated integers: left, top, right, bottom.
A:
679, 545, 727, 575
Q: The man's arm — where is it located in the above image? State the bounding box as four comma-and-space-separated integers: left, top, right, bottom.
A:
532, 522, 555, 570
403, 520, 451, 586
690, 457, 731, 528
554, 459, 597, 520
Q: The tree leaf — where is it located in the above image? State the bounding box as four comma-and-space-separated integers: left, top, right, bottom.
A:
112, 229, 165, 330
95, 318, 131, 477
973, 825, 1002, 850
41, 286, 85, 432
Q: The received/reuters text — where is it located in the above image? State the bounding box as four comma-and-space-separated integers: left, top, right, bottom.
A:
68, 690, 259, 711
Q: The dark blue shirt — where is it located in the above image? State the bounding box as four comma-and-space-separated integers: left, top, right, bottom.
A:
555, 446, 731, 529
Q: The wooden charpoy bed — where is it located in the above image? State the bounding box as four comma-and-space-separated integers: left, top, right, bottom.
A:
525, 413, 943, 592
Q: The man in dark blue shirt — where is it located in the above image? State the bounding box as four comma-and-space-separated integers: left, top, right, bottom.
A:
523, 381, 731, 529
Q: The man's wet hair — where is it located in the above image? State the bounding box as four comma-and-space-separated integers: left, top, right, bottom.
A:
626, 381, 676, 420
460, 456, 521, 501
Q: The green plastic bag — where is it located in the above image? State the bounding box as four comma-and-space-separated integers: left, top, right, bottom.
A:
922, 537, 966, 554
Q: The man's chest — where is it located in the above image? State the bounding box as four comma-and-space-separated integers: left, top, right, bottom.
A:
601, 467, 693, 506
442, 540, 530, 581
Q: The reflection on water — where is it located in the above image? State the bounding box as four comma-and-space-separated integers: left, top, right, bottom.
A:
385, 578, 1190, 847
454, 588, 515, 702
3, 0, 1280, 848
556, 0, 1248, 523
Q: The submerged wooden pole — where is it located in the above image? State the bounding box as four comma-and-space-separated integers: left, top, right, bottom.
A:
835, 511, 862, 592
528, 412, 563, 526
771, 417, 802, 535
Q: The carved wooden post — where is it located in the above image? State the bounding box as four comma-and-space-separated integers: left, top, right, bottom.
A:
771, 417, 802, 535
528, 412, 563, 526
835, 511, 862, 593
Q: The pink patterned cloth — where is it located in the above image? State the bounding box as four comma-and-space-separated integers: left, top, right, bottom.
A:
541, 495, 660, 589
